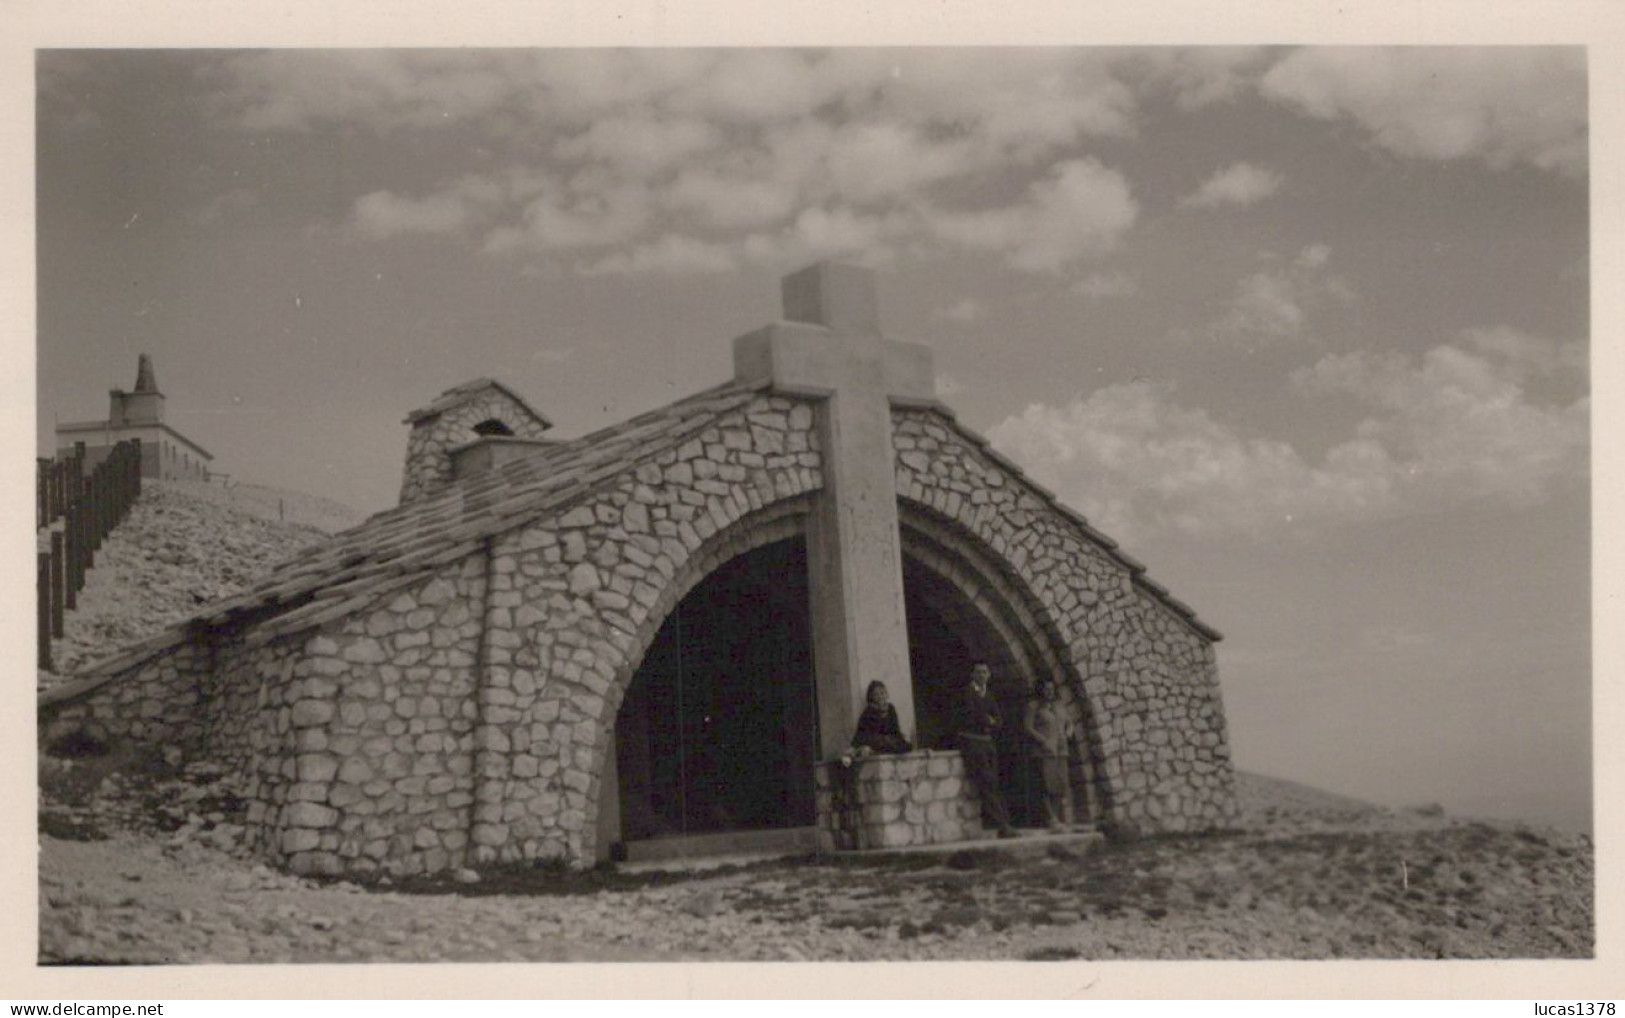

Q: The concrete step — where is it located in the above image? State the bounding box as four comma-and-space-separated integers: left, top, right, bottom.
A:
862, 825, 1104, 860
620, 825, 821, 865
616, 824, 1103, 874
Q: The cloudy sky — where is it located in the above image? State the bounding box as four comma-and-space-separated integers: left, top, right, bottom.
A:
34, 48, 1590, 830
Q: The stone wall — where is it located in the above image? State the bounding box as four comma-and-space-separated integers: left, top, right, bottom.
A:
43, 643, 213, 747
814, 751, 984, 850
41, 635, 300, 863
892, 407, 1238, 835
399, 389, 553, 504
201, 640, 302, 859
479, 393, 823, 865
269, 556, 489, 877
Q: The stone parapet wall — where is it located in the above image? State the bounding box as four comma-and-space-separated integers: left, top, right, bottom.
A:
400, 389, 553, 504
892, 408, 1238, 835
814, 751, 984, 850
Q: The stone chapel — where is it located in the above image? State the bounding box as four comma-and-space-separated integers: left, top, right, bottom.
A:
40, 262, 1239, 877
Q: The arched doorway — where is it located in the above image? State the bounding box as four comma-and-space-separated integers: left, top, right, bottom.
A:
902, 552, 1049, 829
612, 536, 819, 849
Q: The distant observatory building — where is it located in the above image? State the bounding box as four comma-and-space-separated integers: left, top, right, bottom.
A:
55, 354, 212, 481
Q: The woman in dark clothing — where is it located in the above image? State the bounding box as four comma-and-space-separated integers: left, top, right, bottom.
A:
849, 680, 912, 757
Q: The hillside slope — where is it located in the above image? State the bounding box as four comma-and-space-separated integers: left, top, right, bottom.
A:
39, 479, 364, 686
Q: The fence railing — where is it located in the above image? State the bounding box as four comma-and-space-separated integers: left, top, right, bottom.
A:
37, 440, 142, 671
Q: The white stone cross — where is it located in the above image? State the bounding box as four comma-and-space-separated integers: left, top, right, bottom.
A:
734, 262, 935, 758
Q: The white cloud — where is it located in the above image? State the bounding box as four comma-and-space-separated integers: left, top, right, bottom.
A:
865, 49, 1138, 154
351, 170, 546, 240
990, 328, 1587, 541
554, 117, 720, 176
1293, 332, 1588, 508
1260, 47, 1586, 175
1181, 162, 1282, 209
483, 181, 652, 254
930, 159, 1138, 272
667, 167, 802, 232
1210, 244, 1351, 344
195, 187, 261, 225
937, 298, 984, 323
1137, 47, 1271, 110
578, 234, 737, 277
936, 373, 967, 397
990, 381, 1390, 540
822, 122, 982, 205
214, 50, 1157, 277
1071, 270, 1139, 299
740, 206, 901, 270
354, 189, 478, 238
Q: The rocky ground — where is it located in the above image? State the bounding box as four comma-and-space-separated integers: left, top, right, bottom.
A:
32, 479, 1595, 964
37, 760, 1594, 964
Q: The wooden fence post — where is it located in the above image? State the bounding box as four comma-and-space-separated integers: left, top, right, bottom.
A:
49, 531, 64, 639
38, 553, 53, 671
64, 505, 79, 609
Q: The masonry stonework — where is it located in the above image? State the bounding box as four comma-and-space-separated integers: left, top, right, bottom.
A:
40, 264, 1238, 879
892, 406, 1237, 833
400, 385, 554, 504
815, 752, 985, 850
477, 394, 821, 864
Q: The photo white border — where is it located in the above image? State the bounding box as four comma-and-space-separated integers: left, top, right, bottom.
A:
1, 0, 1619, 1000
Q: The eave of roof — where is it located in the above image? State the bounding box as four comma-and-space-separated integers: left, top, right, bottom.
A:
403, 378, 555, 430
53, 420, 214, 461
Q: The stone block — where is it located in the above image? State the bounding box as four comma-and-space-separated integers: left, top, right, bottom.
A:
875, 822, 913, 848
342, 638, 388, 664
290, 700, 335, 728
284, 802, 339, 828
296, 754, 339, 783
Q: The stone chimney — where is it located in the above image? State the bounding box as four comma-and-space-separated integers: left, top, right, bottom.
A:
398, 378, 556, 503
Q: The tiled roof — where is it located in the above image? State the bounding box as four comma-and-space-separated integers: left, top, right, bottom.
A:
403, 377, 555, 430
45, 376, 1218, 708
54, 378, 772, 691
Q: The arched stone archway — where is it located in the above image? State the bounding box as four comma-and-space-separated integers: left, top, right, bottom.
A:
472, 392, 827, 865
576, 495, 1120, 859
899, 505, 1112, 828
585, 497, 819, 859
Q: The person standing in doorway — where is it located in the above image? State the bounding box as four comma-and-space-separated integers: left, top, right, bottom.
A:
958, 662, 1017, 839
1025, 678, 1074, 833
